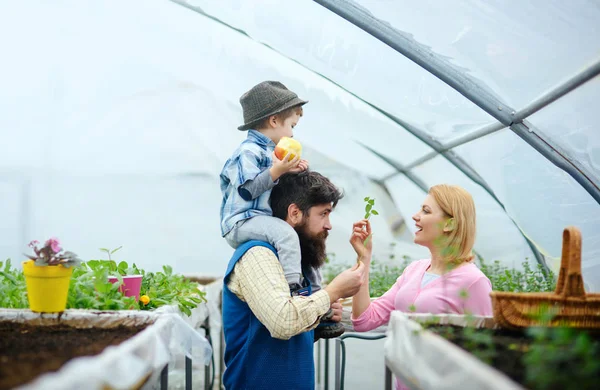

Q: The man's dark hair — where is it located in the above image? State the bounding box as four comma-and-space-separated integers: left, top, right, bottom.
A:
270, 171, 343, 220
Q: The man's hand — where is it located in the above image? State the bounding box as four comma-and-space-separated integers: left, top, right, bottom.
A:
324, 261, 366, 303
330, 300, 343, 322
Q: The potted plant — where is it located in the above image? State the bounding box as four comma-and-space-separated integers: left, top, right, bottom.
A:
23, 238, 81, 313
97, 246, 144, 301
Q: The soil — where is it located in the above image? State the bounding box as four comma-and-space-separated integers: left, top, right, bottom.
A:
0, 321, 147, 390
427, 325, 600, 390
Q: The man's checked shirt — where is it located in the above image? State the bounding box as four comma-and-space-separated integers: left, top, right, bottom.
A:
227, 246, 331, 339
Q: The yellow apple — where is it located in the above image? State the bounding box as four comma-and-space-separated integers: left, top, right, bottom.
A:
274, 137, 302, 161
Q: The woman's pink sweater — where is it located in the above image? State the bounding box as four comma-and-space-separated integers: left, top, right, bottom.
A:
352, 259, 493, 332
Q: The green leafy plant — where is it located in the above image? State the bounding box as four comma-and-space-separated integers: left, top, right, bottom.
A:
0, 250, 206, 316
139, 265, 205, 316
524, 326, 600, 389
462, 325, 496, 364
477, 257, 556, 293
0, 259, 28, 309
67, 263, 137, 310
86, 259, 142, 277
92, 246, 141, 276
368, 257, 410, 297
82, 256, 205, 315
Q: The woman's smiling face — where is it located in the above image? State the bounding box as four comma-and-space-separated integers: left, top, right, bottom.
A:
412, 194, 449, 248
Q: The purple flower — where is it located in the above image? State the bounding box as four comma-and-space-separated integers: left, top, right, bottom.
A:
28, 240, 40, 248
45, 237, 62, 253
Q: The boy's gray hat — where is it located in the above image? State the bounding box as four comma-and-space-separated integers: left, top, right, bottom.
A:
238, 81, 308, 130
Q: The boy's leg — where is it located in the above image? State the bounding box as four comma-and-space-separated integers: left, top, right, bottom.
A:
303, 266, 322, 292
224, 224, 243, 249
229, 216, 302, 287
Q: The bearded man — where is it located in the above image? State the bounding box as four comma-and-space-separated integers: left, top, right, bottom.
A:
222, 171, 366, 390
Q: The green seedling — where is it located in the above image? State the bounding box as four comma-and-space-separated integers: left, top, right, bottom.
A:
362, 197, 379, 249
99, 246, 123, 261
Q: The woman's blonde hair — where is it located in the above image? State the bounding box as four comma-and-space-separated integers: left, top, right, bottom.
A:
429, 184, 476, 264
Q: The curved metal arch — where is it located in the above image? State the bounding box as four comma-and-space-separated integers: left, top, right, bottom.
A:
312, 0, 600, 204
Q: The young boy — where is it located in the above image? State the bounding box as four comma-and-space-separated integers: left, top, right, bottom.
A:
219, 80, 343, 339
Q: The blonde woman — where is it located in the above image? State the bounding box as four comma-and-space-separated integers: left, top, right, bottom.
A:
351, 184, 492, 330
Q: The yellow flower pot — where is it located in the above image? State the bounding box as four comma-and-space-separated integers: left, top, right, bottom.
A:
22, 260, 73, 313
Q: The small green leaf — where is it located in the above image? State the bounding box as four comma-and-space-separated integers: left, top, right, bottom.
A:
371, 210, 379, 215
180, 305, 192, 316
111, 246, 123, 255
364, 197, 370, 202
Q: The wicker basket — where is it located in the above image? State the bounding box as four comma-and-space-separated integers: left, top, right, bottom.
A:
491, 226, 600, 329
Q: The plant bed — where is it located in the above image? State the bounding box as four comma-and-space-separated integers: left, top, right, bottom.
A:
385, 312, 600, 390
426, 324, 600, 390
0, 321, 147, 390
0, 309, 212, 390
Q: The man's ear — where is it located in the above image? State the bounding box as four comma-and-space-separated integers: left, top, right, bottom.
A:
443, 218, 456, 233
287, 203, 303, 226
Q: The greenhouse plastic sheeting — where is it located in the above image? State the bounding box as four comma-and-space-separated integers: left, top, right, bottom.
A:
1, 308, 212, 390
527, 76, 600, 187
384, 311, 523, 390
177, 0, 498, 142
351, 0, 600, 113
1, 0, 599, 289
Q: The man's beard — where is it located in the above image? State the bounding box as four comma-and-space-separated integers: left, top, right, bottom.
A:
295, 220, 328, 270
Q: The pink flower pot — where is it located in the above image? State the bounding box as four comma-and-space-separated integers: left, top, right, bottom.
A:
108, 275, 143, 301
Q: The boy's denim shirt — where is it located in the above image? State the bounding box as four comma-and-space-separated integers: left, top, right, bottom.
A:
220, 130, 277, 237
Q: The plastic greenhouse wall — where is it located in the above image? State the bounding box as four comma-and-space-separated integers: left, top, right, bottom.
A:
1, 0, 599, 290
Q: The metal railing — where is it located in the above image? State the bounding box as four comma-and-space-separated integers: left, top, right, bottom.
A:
159, 315, 214, 390
315, 332, 392, 390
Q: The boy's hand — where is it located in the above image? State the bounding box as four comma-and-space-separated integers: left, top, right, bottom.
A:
270, 152, 301, 181
289, 159, 309, 173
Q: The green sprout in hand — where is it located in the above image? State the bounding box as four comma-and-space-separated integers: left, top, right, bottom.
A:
364, 197, 379, 219
363, 197, 379, 247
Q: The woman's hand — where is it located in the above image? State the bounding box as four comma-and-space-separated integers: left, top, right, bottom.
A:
349, 219, 372, 262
